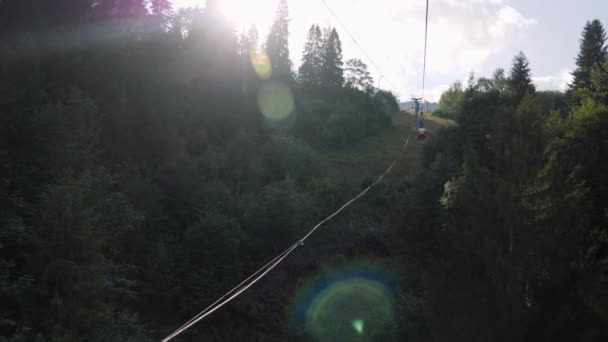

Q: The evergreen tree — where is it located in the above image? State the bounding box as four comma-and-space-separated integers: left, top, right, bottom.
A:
298, 25, 324, 85
589, 55, 608, 103
345, 58, 374, 92
509, 51, 536, 102
571, 19, 607, 103
6, 0, 608, 340
321, 28, 344, 88
476, 77, 494, 92
540, 99, 608, 341
266, 0, 293, 80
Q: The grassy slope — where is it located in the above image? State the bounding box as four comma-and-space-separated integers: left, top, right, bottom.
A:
319, 112, 448, 185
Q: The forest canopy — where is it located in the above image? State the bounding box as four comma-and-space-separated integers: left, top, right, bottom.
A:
0, 1, 606, 342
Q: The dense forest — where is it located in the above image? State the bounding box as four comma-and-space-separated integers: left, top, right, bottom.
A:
0, 1, 606, 341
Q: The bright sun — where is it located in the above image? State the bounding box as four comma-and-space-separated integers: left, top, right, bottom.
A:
217, 0, 277, 33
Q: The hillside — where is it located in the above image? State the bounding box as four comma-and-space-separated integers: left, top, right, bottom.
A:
319, 111, 444, 184
2, 1, 607, 341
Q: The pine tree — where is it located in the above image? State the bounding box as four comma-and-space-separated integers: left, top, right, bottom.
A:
266, 0, 293, 80
509, 51, 536, 102
345, 58, 374, 92
321, 28, 344, 88
571, 19, 607, 103
298, 25, 324, 85
589, 55, 608, 103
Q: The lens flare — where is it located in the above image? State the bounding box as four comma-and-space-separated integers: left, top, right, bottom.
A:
250, 49, 272, 80
257, 81, 294, 121
352, 319, 364, 334
290, 262, 397, 342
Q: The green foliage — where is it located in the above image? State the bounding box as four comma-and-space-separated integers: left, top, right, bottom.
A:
266, 0, 293, 80
374, 90, 399, 119
571, 19, 607, 104
420, 38, 608, 340
345, 58, 374, 93
589, 55, 608, 103
273, 137, 322, 185
30, 170, 141, 337
492, 68, 509, 93
299, 24, 347, 90
509, 51, 536, 102
322, 102, 367, 145
295, 87, 394, 146
298, 25, 324, 86
320, 28, 345, 88
88, 311, 153, 342
538, 98, 608, 338
0, 2, 399, 340
438, 81, 465, 118
576, 54, 608, 105
4, 1, 607, 342
536, 90, 569, 116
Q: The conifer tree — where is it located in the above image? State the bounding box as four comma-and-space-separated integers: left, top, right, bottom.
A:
266, 0, 293, 80
509, 51, 536, 102
589, 55, 608, 103
298, 25, 323, 85
571, 19, 607, 103
321, 28, 344, 88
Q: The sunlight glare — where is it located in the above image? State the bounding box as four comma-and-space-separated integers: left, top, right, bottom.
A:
251, 49, 272, 79
257, 81, 294, 121
217, 0, 276, 32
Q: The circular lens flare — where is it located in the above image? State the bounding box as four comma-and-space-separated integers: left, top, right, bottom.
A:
352, 319, 365, 334
257, 81, 294, 121
308, 279, 392, 341
250, 49, 272, 80
290, 263, 397, 342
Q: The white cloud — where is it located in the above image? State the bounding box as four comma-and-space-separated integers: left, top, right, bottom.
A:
426, 2, 537, 75
491, 6, 537, 39
533, 69, 573, 91
291, 0, 537, 101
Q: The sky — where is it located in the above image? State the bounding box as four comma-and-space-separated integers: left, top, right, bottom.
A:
173, 0, 608, 102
